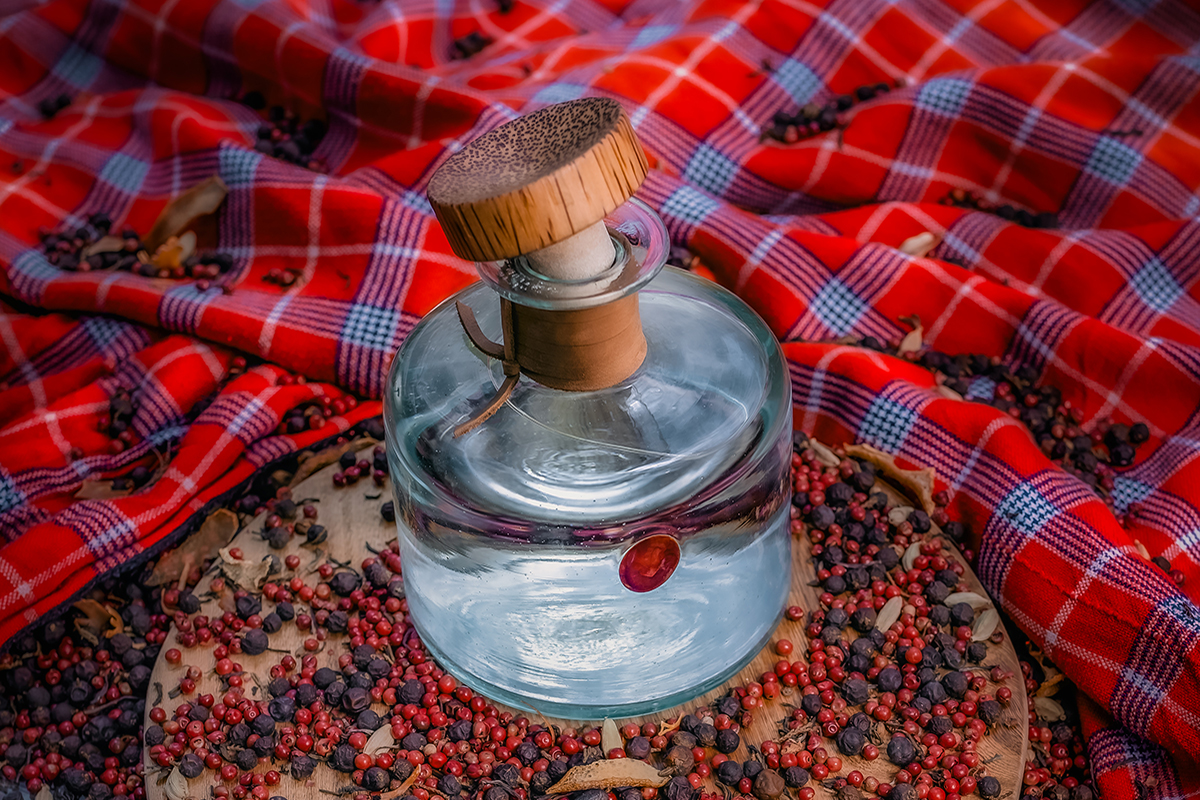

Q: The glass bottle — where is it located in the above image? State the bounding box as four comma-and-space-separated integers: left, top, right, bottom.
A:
384, 98, 792, 718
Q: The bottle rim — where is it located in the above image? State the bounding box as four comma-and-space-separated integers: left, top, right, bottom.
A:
474, 197, 668, 311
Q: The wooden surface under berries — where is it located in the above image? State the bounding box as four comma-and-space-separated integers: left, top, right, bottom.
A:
144, 445, 1027, 800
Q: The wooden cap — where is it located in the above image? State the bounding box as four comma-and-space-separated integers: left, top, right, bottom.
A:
427, 98, 649, 263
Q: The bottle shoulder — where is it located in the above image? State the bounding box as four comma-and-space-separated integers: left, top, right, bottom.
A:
385, 268, 791, 523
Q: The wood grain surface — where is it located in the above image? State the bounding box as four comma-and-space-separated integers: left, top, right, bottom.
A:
145, 444, 1027, 800
427, 97, 648, 263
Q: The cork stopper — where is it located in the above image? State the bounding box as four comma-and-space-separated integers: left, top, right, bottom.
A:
427, 98, 649, 264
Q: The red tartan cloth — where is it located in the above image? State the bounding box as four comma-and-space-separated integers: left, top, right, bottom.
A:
2, 0, 1200, 794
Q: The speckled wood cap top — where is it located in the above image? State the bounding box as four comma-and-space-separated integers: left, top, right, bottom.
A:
427, 97, 648, 263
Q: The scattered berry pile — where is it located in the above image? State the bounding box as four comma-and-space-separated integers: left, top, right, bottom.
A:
1017, 661, 1093, 800
100, 387, 140, 456
451, 32, 493, 60
38, 93, 72, 120
784, 433, 1018, 799
276, 390, 362, 435
762, 83, 896, 145
938, 190, 1058, 230
331, 443, 388, 489
0, 578, 170, 799
263, 266, 304, 288
238, 92, 328, 172
38, 213, 234, 288
852, 338, 1161, 537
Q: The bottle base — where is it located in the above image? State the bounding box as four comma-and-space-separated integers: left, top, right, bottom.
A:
410, 608, 783, 720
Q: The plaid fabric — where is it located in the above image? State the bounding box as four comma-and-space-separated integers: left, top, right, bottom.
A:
2, 0, 1200, 794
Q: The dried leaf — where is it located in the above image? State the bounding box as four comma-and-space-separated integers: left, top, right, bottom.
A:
219, 547, 272, 592
81, 236, 125, 259
74, 478, 134, 500
365, 725, 397, 755
1036, 670, 1066, 698
875, 596, 903, 632
163, 765, 190, 800
845, 443, 937, 515
548, 759, 669, 793
290, 436, 378, 488
901, 541, 922, 572
601, 718, 621, 755
887, 506, 914, 527
150, 232, 196, 269
897, 314, 923, 356
898, 232, 941, 258
972, 608, 1000, 641
144, 176, 228, 252
809, 440, 841, 468
944, 592, 992, 611
73, 599, 124, 639
148, 509, 239, 587
1033, 696, 1066, 722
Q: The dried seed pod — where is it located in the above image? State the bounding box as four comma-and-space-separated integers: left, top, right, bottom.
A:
1034, 696, 1066, 721
898, 233, 940, 258
810, 440, 841, 467
901, 541, 921, 571
875, 595, 903, 632
972, 608, 1000, 641
546, 758, 669, 792
601, 718, 622, 754
897, 314, 923, 355
365, 725, 397, 755
163, 766, 189, 800
944, 592, 992, 610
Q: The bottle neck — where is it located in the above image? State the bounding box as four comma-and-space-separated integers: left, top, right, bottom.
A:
510, 294, 646, 391
451, 291, 647, 437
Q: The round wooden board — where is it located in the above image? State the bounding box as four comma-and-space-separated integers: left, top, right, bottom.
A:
145, 443, 1027, 800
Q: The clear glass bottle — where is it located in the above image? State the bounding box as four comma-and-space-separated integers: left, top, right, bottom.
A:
384, 99, 792, 718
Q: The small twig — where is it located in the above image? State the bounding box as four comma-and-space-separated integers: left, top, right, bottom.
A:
85, 694, 137, 716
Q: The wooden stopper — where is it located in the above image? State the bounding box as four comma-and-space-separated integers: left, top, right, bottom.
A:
427, 98, 649, 263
